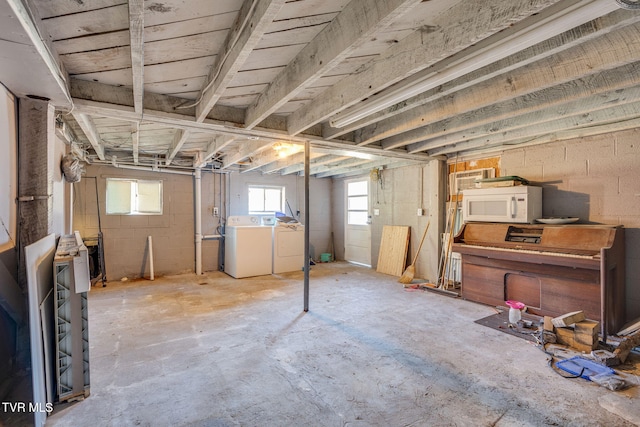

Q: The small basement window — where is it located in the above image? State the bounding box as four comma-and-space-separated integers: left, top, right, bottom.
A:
248, 185, 285, 215
106, 178, 163, 215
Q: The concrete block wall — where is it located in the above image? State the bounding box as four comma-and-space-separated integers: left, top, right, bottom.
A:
501, 128, 640, 321
331, 179, 346, 261
74, 165, 224, 280
299, 177, 333, 259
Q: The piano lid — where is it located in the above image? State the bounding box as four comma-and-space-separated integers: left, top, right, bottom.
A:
454, 222, 621, 254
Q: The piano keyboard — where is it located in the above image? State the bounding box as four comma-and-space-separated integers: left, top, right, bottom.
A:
465, 244, 599, 260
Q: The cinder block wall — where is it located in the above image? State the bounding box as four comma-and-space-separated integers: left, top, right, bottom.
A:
331, 179, 346, 261
302, 177, 333, 259
74, 165, 223, 280
501, 128, 640, 321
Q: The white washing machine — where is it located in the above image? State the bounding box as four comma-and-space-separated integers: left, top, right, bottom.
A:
272, 222, 305, 274
224, 216, 273, 278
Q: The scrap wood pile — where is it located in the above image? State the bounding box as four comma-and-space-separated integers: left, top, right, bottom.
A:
524, 310, 640, 390
539, 311, 640, 364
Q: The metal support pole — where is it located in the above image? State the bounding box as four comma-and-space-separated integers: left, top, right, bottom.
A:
195, 168, 203, 275
303, 141, 310, 312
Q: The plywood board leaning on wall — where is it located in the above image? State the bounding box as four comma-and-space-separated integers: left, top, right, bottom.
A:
377, 226, 410, 277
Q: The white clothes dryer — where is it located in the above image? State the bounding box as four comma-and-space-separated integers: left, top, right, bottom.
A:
272, 222, 305, 274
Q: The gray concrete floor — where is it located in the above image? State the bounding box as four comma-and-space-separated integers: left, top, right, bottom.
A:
45, 262, 639, 427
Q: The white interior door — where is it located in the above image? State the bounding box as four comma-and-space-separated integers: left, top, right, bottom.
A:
344, 179, 371, 266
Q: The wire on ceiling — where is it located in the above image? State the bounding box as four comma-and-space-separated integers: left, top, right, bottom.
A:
175, 0, 258, 111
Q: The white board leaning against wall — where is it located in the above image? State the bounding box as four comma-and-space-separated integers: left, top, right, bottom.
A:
0, 83, 17, 249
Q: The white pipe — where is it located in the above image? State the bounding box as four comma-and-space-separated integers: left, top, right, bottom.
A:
195, 168, 203, 275
109, 163, 194, 175
148, 235, 154, 281
203, 234, 223, 239
93, 159, 231, 175
68, 181, 74, 234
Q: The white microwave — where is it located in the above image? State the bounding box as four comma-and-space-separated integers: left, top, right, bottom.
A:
462, 186, 542, 224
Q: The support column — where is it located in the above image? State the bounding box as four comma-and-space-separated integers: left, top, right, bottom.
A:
303, 141, 310, 312
194, 168, 203, 275
17, 97, 55, 289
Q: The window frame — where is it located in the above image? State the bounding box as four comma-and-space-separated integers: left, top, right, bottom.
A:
346, 180, 369, 225
106, 178, 163, 215
248, 184, 285, 215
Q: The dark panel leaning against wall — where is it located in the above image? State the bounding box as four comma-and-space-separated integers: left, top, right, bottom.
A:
0, 248, 20, 395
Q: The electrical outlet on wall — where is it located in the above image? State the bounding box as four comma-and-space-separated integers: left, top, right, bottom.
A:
213, 207, 219, 216
417, 208, 424, 216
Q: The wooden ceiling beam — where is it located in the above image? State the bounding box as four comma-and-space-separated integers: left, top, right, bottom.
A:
243, 0, 423, 129
194, 135, 236, 168
239, 148, 282, 173
324, 8, 640, 141
128, 0, 144, 117
308, 158, 373, 177
240, 143, 313, 173
285, 0, 563, 135
407, 71, 640, 153
221, 140, 272, 169
69, 102, 428, 163
166, 130, 190, 166
313, 158, 404, 178
430, 100, 640, 157
357, 22, 640, 151
327, 160, 420, 179
195, 0, 286, 122
165, 0, 282, 168
441, 116, 640, 159
278, 154, 352, 175
261, 152, 306, 174
71, 112, 105, 160
5, 0, 73, 108
131, 122, 139, 164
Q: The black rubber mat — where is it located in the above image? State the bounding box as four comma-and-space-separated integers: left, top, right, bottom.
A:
474, 310, 542, 343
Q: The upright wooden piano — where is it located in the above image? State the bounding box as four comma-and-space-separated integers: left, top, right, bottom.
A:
452, 222, 625, 337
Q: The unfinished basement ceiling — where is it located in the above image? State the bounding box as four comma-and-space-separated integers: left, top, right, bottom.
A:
2, 0, 640, 177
